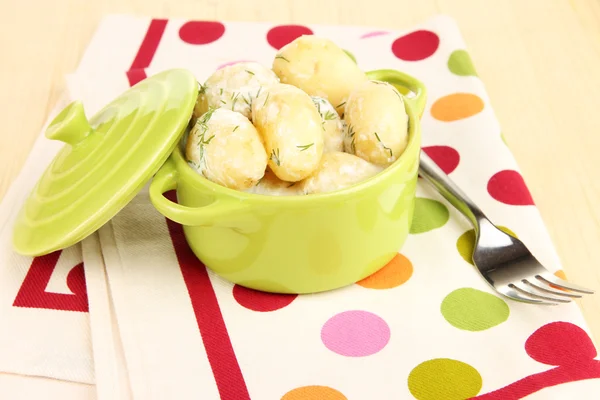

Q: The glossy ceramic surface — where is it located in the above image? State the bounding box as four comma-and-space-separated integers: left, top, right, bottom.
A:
13, 69, 198, 256
149, 69, 426, 294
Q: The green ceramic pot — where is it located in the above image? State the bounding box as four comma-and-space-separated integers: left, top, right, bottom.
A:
149, 69, 426, 294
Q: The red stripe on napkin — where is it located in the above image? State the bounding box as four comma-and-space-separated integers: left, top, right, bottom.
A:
13, 251, 89, 312
164, 193, 250, 400
127, 19, 168, 86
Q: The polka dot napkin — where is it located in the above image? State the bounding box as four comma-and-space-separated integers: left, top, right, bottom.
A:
64, 14, 600, 400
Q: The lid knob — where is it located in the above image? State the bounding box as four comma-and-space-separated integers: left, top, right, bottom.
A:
46, 100, 92, 146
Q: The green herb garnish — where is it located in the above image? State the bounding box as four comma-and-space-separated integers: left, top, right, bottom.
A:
220, 99, 227, 104
323, 110, 336, 121
220, 88, 223, 95
275, 55, 290, 62
297, 143, 314, 151
232, 125, 239, 133
336, 101, 346, 108
263, 92, 270, 107
374, 132, 393, 157
270, 148, 281, 166
199, 83, 207, 95
245, 69, 255, 76
231, 92, 240, 110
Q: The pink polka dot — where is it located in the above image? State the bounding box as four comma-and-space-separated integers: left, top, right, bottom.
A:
233, 284, 297, 312
321, 310, 390, 357
267, 25, 313, 50
487, 170, 534, 205
179, 21, 225, 45
392, 30, 440, 61
216, 60, 255, 70
422, 146, 460, 174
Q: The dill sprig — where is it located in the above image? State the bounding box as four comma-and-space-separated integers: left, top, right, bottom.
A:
255, 86, 262, 99
263, 92, 270, 107
245, 69, 255, 75
297, 143, 314, 151
198, 83, 207, 95
219, 88, 224, 95
232, 125, 239, 133
194, 107, 218, 161
336, 101, 346, 109
231, 92, 240, 110
347, 124, 356, 154
323, 110, 336, 121
220, 99, 227, 104
287, 182, 296, 188
374, 132, 393, 157
275, 54, 290, 62
242, 94, 253, 107
270, 148, 281, 166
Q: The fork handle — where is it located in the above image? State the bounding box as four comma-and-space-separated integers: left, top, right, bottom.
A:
418, 151, 486, 229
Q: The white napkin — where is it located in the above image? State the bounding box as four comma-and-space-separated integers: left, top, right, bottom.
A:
68, 14, 600, 400
0, 96, 94, 384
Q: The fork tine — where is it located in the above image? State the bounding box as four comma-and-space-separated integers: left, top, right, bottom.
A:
510, 283, 571, 304
536, 274, 595, 294
522, 279, 583, 299
497, 285, 557, 305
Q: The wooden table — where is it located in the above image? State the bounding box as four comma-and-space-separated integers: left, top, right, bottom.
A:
2, 0, 600, 349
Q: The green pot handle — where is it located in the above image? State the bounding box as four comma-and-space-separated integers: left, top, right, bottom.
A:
366, 69, 427, 118
149, 157, 247, 226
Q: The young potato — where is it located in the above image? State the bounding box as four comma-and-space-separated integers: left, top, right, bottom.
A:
299, 152, 383, 195
186, 108, 267, 190
194, 62, 279, 120
272, 35, 367, 116
245, 169, 304, 196
251, 83, 324, 182
343, 80, 409, 166
311, 96, 344, 153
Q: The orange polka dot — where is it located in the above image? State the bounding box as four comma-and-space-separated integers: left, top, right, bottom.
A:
357, 253, 413, 289
281, 385, 347, 400
550, 270, 568, 291
431, 93, 484, 122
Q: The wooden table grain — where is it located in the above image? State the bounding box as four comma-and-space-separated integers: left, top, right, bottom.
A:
1, 0, 599, 351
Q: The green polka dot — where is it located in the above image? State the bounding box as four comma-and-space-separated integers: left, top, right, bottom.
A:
447, 50, 477, 77
441, 288, 510, 331
408, 358, 482, 400
410, 197, 449, 234
456, 226, 517, 265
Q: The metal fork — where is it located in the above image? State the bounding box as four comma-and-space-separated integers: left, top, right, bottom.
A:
418, 152, 595, 305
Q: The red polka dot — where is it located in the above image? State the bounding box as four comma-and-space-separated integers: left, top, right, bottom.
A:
422, 146, 460, 174
392, 30, 440, 61
179, 21, 225, 45
526, 322, 597, 366
487, 170, 534, 205
267, 25, 313, 50
233, 284, 297, 312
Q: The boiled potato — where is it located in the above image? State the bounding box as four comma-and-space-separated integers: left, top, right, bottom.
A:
272, 35, 367, 116
343, 80, 409, 166
245, 169, 304, 196
299, 152, 383, 194
311, 96, 344, 153
186, 108, 267, 190
194, 62, 279, 121
251, 83, 324, 182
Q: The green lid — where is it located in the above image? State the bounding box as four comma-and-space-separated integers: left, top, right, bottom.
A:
12, 69, 198, 256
